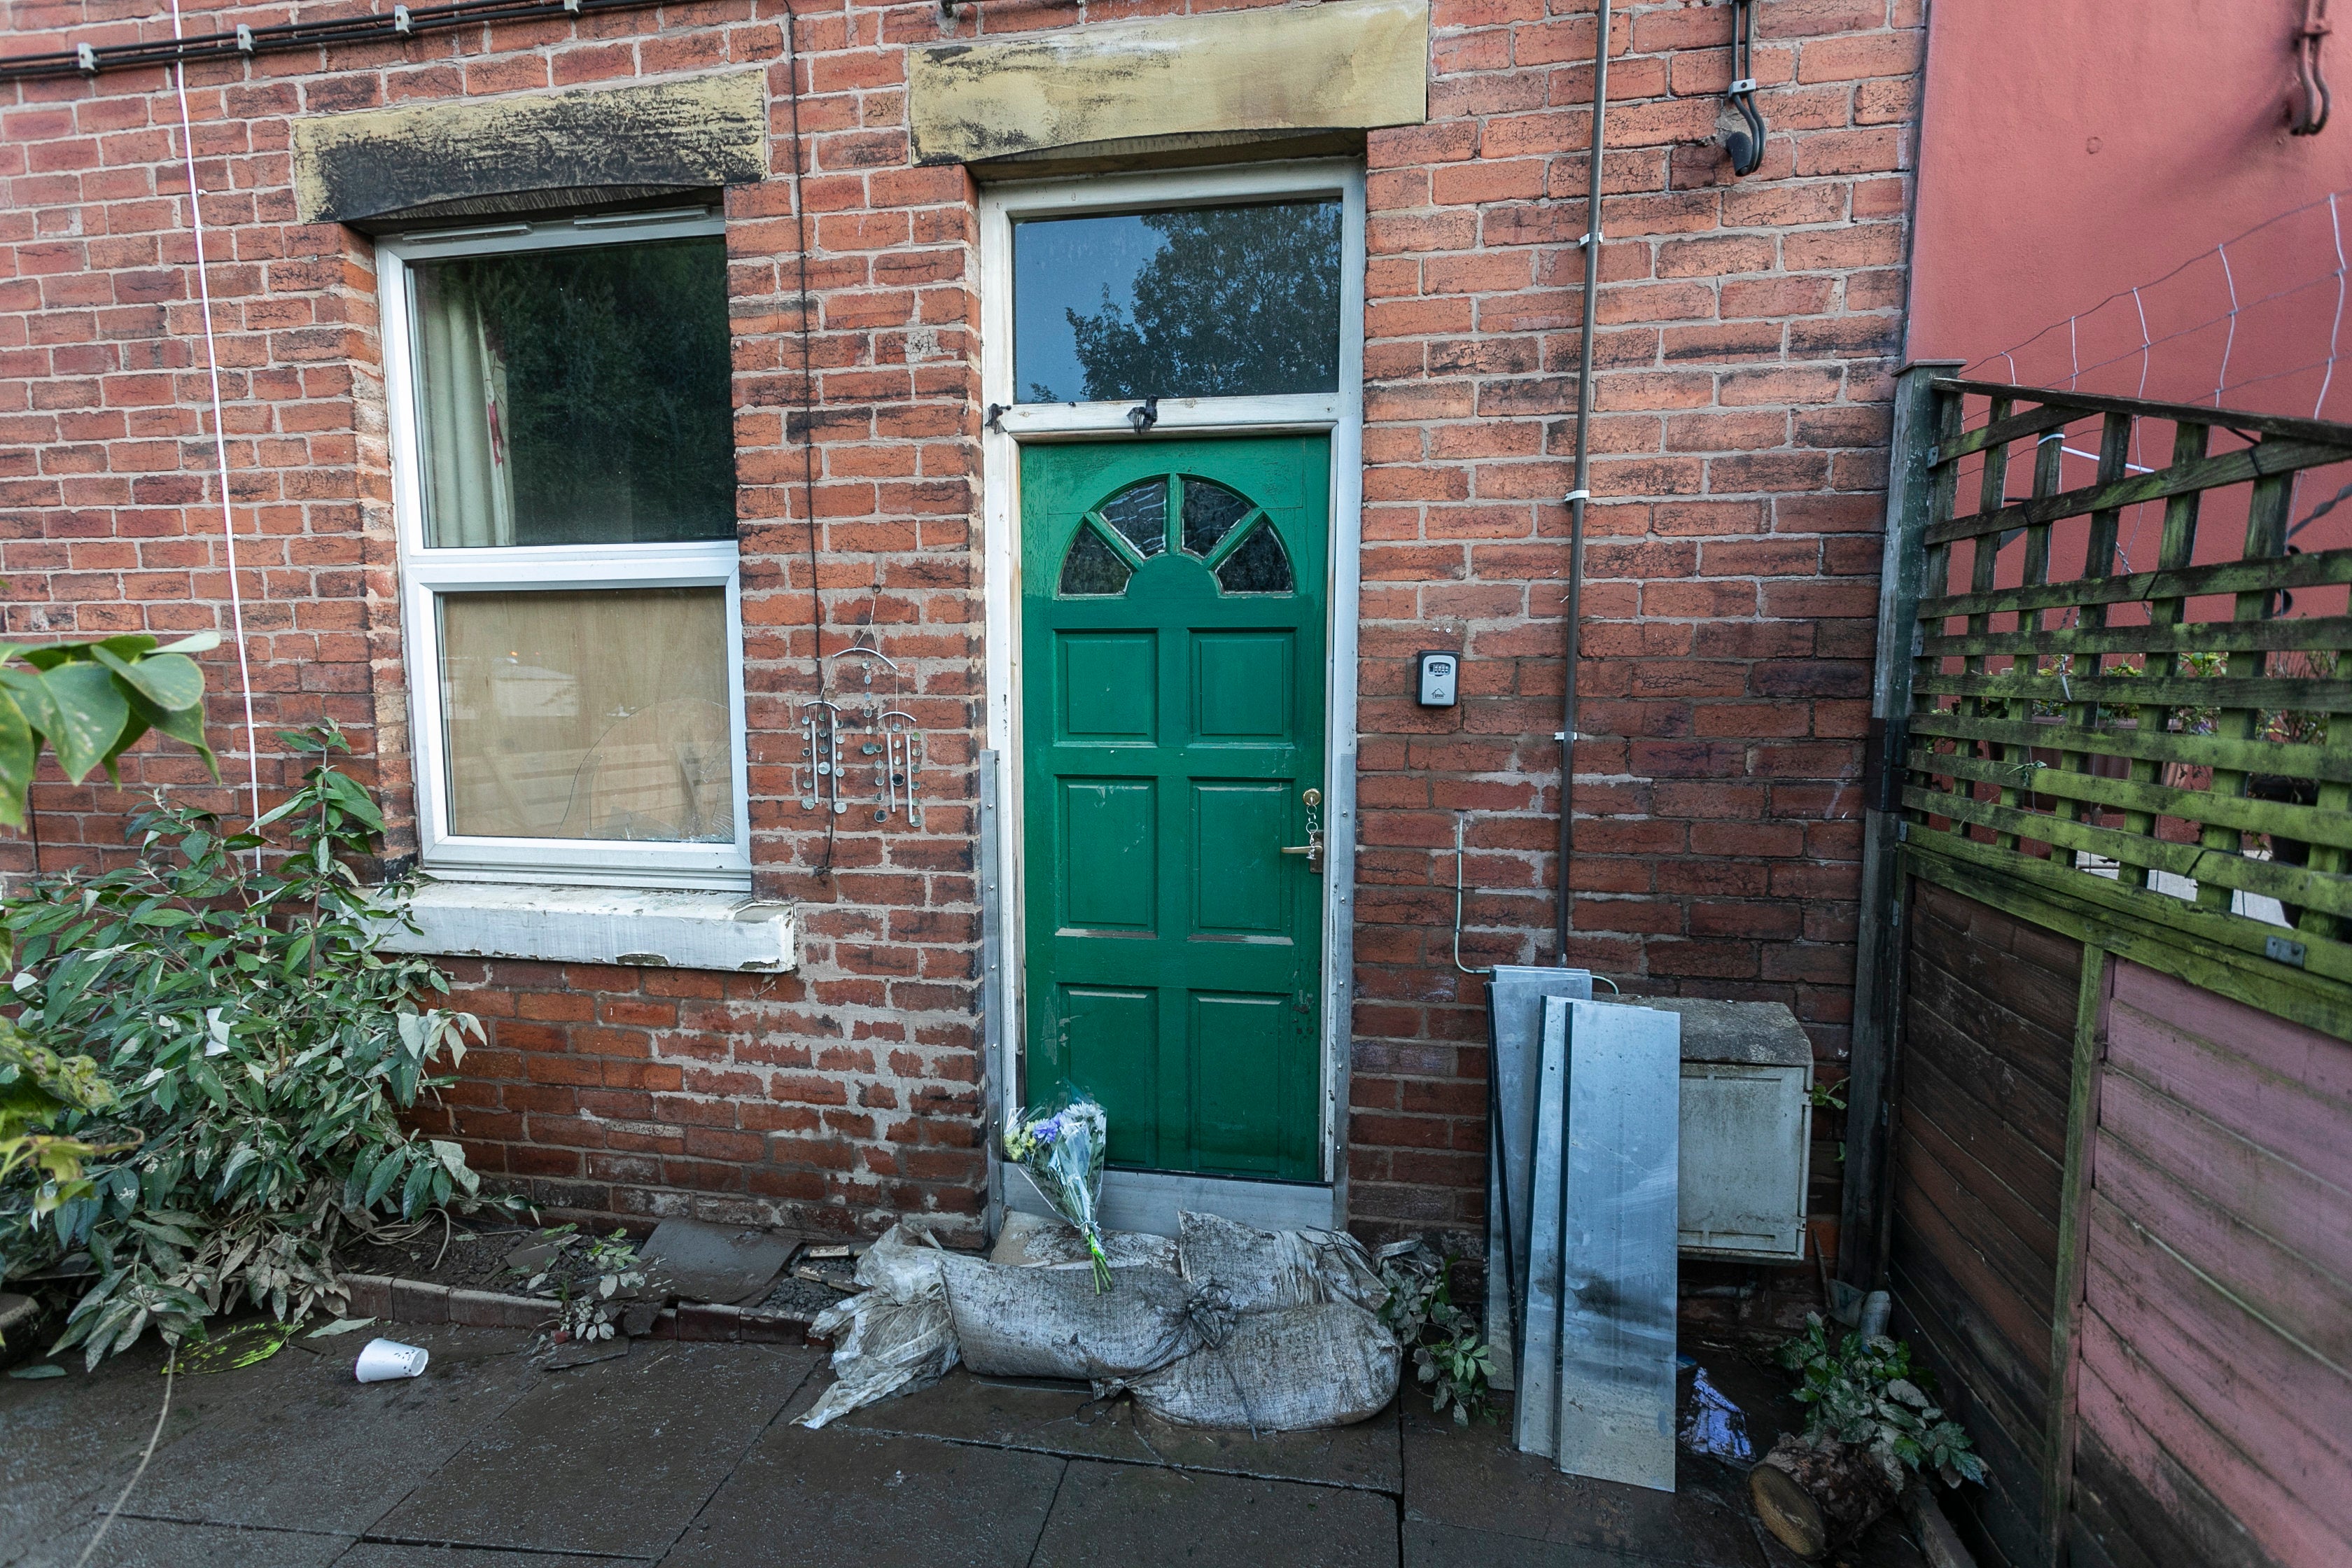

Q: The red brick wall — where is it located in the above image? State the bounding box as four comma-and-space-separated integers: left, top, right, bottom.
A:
1347, 0, 1921, 1245
0, 0, 1924, 1252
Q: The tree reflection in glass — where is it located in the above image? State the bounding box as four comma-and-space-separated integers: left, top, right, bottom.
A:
1015, 201, 1342, 404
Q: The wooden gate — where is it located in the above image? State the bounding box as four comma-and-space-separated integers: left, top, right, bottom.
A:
1842, 368, 2352, 1568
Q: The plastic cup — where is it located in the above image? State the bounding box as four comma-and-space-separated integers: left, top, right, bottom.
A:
354, 1338, 430, 1382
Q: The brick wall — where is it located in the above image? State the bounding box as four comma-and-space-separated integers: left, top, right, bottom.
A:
1347, 0, 1921, 1254
0, 0, 1924, 1257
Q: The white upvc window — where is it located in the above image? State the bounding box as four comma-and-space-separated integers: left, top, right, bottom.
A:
380, 209, 752, 891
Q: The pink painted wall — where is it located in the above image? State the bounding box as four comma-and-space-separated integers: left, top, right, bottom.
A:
1908, 0, 2352, 421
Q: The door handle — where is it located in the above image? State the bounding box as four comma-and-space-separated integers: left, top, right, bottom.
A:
1280, 828, 1324, 873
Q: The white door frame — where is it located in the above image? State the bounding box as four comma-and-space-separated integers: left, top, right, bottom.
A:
977, 160, 1366, 1222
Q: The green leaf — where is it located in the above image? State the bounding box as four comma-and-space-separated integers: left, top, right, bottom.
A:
36, 663, 130, 782
0, 665, 60, 743
363, 1152, 403, 1210
125, 688, 216, 778
0, 688, 35, 828
399, 1157, 433, 1220
156, 631, 223, 657
91, 648, 204, 713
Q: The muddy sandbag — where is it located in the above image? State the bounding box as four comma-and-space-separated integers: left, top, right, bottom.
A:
1175, 1210, 1389, 1315
990, 1210, 1181, 1272
1119, 1298, 1401, 1429
935, 1247, 1222, 1381
799, 1224, 957, 1429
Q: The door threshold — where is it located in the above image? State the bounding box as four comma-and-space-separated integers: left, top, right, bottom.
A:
1001, 1168, 1338, 1238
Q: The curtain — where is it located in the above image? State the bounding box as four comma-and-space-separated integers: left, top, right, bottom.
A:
438, 587, 734, 843
414, 267, 516, 548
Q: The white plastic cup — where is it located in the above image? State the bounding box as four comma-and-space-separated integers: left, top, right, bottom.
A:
354, 1338, 430, 1382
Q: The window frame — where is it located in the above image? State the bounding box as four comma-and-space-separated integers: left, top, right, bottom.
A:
379, 209, 753, 891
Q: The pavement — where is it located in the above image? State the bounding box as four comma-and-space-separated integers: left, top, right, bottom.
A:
0, 1322, 1935, 1568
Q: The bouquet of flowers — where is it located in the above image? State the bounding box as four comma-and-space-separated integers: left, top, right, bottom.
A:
1003, 1088, 1113, 1292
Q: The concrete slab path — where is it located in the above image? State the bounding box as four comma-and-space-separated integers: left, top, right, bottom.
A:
1, 1324, 1935, 1568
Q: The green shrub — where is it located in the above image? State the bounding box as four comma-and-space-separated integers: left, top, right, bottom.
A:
0, 726, 496, 1365
1378, 1241, 1494, 1425
1779, 1312, 1987, 1489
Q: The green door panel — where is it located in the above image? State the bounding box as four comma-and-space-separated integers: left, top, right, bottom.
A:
1021, 436, 1329, 1181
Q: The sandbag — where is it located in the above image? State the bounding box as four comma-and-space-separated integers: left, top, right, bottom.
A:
1120, 1298, 1401, 1429
934, 1247, 1222, 1381
991, 1210, 1180, 1272
797, 1224, 957, 1429
1175, 1210, 1389, 1316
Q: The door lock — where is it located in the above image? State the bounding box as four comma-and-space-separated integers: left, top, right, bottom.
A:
1282, 786, 1324, 872
1280, 830, 1324, 873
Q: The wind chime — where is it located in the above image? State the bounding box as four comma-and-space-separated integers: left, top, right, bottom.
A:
796, 640, 926, 828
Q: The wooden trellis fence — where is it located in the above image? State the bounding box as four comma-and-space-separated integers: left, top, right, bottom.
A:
1842, 365, 2352, 1568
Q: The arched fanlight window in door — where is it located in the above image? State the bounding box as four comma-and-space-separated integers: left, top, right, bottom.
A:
1056, 475, 1294, 597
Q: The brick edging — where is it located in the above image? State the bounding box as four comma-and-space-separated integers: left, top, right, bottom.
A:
339, 1273, 823, 1346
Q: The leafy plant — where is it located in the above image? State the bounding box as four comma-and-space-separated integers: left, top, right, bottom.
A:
0, 629, 218, 828
1378, 1241, 1494, 1426
515, 1224, 650, 1343
0, 1028, 124, 1219
1778, 1312, 1987, 1489
0, 725, 495, 1365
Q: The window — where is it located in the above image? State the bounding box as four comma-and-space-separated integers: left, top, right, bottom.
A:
1056, 475, 1294, 597
383, 211, 750, 889
1012, 200, 1343, 404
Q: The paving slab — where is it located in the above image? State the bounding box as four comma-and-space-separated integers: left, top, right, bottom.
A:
1030, 1459, 1399, 1568
373, 1340, 818, 1558
1406, 1520, 1731, 1568
639, 1217, 797, 1306
337, 1546, 648, 1567
664, 1419, 1065, 1568
17, 1518, 351, 1568
813, 1366, 1403, 1493
129, 1324, 542, 1536
1399, 1399, 1766, 1568
0, 1336, 314, 1564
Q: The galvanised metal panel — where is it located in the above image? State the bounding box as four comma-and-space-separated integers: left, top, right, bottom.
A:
1554, 997, 1681, 1492
1510, 993, 1573, 1460
1484, 965, 1592, 1392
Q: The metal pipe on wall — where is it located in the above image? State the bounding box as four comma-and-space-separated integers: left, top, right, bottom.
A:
1554, 0, 1613, 965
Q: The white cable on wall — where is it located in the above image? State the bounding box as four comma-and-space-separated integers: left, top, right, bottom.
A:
165, 0, 265, 829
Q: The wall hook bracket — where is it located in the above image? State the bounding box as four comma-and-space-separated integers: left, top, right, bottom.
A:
2295, 0, 2332, 135
1722, 0, 1766, 176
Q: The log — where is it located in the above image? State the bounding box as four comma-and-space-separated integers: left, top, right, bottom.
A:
1749, 1432, 1902, 1560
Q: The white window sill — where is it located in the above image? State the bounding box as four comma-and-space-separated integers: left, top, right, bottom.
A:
372, 881, 796, 972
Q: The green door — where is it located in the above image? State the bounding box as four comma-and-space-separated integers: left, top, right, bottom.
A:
1021, 435, 1329, 1182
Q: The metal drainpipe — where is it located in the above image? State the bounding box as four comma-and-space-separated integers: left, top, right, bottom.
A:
1555, 0, 1612, 966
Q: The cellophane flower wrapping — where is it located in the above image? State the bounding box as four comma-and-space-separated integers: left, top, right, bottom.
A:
1002, 1089, 1112, 1292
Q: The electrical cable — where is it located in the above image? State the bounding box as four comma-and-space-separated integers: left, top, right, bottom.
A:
168, 0, 265, 839
781, 3, 834, 879
1555, 0, 1611, 968
0, 0, 673, 83
71, 1345, 177, 1568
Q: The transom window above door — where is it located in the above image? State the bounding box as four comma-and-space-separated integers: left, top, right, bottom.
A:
1058, 475, 1296, 597
1013, 200, 1342, 405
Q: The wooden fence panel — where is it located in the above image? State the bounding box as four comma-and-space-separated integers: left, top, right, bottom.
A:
1889, 880, 2080, 1568
2068, 962, 2352, 1568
